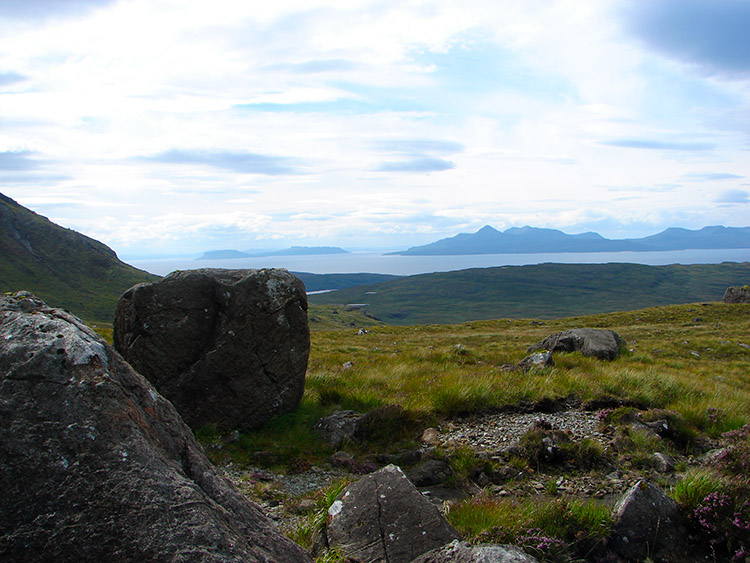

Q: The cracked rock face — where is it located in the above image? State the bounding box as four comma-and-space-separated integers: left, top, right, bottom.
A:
0, 292, 312, 562
114, 268, 309, 431
325, 464, 460, 563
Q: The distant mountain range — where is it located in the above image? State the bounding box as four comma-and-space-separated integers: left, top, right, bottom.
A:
0, 193, 157, 322
389, 225, 750, 255
198, 246, 349, 260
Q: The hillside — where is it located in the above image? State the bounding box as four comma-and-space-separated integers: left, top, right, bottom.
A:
391, 224, 750, 255
308, 262, 750, 325
0, 193, 158, 322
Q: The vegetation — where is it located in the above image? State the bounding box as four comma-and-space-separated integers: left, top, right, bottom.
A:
309, 261, 750, 324
447, 495, 613, 562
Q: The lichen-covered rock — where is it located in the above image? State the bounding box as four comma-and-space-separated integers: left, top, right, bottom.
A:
114, 268, 309, 431
325, 465, 460, 563
411, 540, 540, 562
0, 292, 312, 563
527, 328, 626, 360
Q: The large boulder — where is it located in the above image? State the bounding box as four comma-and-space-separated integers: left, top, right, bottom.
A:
0, 291, 312, 562
411, 540, 540, 562
527, 328, 626, 360
325, 464, 460, 563
723, 285, 750, 303
608, 480, 687, 562
114, 268, 309, 431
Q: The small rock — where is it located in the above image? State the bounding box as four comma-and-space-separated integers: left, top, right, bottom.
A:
422, 428, 441, 445
342, 361, 354, 369
653, 452, 675, 473
330, 451, 356, 468
517, 351, 554, 372
223, 430, 241, 444
407, 459, 453, 487
315, 410, 363, 448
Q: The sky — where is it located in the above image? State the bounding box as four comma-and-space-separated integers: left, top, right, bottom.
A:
1, 0, 749, 257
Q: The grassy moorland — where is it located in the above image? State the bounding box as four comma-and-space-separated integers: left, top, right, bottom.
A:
303, 301, 750, 430
199, 301, 750, 562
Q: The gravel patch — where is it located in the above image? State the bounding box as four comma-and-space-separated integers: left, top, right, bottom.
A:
438, 410, 606, 452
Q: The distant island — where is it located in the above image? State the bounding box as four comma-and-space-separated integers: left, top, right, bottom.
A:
197, 246, 349, 260
389, 225, 750, 256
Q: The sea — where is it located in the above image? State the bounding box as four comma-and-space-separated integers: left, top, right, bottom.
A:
127, 248, 750, 277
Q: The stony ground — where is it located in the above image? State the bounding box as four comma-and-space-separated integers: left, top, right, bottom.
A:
218, 407, 710, 536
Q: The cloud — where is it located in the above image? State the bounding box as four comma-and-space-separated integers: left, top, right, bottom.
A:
682, 172, 744, 182
0, 72, 26, 86
714, 189, 750, 203
144, 149, 306, 176
601, 139, 715, 151
264, 59, 359, 74
376, 157, 455, 173
623, 0, 750, 78
0, 0, 118, 21
372, 139, 464, 155
0, 151, 45, 171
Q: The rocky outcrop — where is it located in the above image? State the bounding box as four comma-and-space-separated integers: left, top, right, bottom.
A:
0, 292, 312, 562
723, 285, 750, 303
527, 328, 626, 360
411, 540, 540, 562
608, 480, 687, 562
325, 465, 460, 563
114, 268, 309, 431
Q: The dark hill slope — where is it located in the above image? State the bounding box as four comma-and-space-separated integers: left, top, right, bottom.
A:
0, 193, 158, 322
308, 261, 750, 325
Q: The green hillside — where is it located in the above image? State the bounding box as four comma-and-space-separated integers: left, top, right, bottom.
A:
0, 193, 158, 323
308, 262, 750, 325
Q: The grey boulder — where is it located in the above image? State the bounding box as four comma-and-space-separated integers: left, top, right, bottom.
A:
0, 292, 312, 562
527, 328, 626, 360
325, 464, 460, 563
608, 480, 687, 562
411, 540, 540, 562
114, 268, 309, 431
